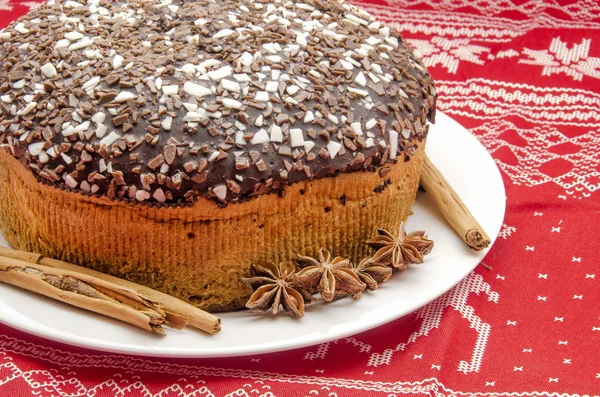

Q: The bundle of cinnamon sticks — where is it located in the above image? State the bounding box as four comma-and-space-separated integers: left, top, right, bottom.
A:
0, 246, 221, 336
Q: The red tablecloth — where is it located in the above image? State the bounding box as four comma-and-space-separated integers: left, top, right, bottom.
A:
1, 0, 599, 395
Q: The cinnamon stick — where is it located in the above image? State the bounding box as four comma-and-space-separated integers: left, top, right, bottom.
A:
0, 246, 221, 335
420, 153, 491, 251
40, 257, 221, 334
0, 256, 167, 335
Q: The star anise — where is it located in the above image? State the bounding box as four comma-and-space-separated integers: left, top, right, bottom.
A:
366, 222, 434, 270
295, 248, 366, 302
350, 257, 393, 292
242, 262, 312, 319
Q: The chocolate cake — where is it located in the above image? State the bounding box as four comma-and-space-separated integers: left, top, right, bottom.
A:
0, 0, 436, 312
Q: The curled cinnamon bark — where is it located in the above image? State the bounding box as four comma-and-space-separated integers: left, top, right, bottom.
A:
420, 154, 491, 251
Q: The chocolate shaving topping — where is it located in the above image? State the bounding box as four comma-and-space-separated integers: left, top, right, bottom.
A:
0, 0, 436, 205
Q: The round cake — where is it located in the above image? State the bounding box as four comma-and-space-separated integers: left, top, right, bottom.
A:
0, 0, 436, 312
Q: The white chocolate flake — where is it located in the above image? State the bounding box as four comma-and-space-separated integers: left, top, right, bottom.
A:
265, 81, 278, 93
355, 72, 367, 87
73, 121, 90, 133
69, 38, 94, 51
290, 128, 304, 147
41, 63, 57, 78
269, 125, 283, 143
389, 130, 399, 158
255, 91, 269, 102
161, 116, 173, 131
303, 141, 315, 153
80, 180, 91, 192
12, 79, 25, 89
162, 85, 179, 96
65, 174, 78, 189
348, 87, 369, 97
91, 112, 106, 125
82, 76, 100, 90
153, 188, 166, 203
183, 81, 212, 97
100, 131, 121, 147
136, 190, 151, 201
322, 29, 345, 41
221, 79, 241, 92
327, 141, 342, 159
221, 98, 242, 109
99, 158, 107, 173
60, 152, 73, 164
339, 59, 353, 70
64, 31, 83, 41
233, 73, 251, 83
350, 122, 363, 136
207, 65, 233, 80
114, 91, 137, 102
95, 124, 108, 138
250, 129, 270, 145
239, 52, 254, 67
183, 103, 198, 112
28, 142, 45, 156
17, 102, 37, 116
213, 185, 227, 201
112, 54, 124, 69
213, 29, 234, 39
303, 111, 314, 123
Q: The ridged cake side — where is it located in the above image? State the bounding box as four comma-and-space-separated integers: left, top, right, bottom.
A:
0, 143, 425, 312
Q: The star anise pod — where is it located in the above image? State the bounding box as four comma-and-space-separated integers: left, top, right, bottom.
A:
350, 257, 393, 292
242, 262, 312, 319
295, 248, 366, 302
366, 222, 434, 270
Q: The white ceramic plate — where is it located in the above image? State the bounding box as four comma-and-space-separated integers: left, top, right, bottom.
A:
0, 111, 505, 358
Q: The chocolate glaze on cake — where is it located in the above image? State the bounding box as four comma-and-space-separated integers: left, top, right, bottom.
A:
0, 0, 436, 205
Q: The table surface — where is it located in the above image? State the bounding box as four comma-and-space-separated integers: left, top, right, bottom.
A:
1, 0, 599, 396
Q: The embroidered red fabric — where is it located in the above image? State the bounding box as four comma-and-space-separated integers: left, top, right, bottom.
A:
0, 1, 599, 395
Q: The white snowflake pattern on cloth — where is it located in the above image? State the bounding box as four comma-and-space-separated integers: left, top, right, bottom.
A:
0, 359, 217, 397
519, 37, 600, 81
367, 273, 499, 373
0, 0, 12, 11
0, 338, 596, 396
0, 1, 41, 11
498, 224, 517, 239
385, 0, 600, 23
21, 2, 43, 10
495, 49, 520, 59
304, 342, 330, 360
226, 381, 274, 397
435, 78, 600, 127
408, 37, 490, 73
472, 120, 600, 198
